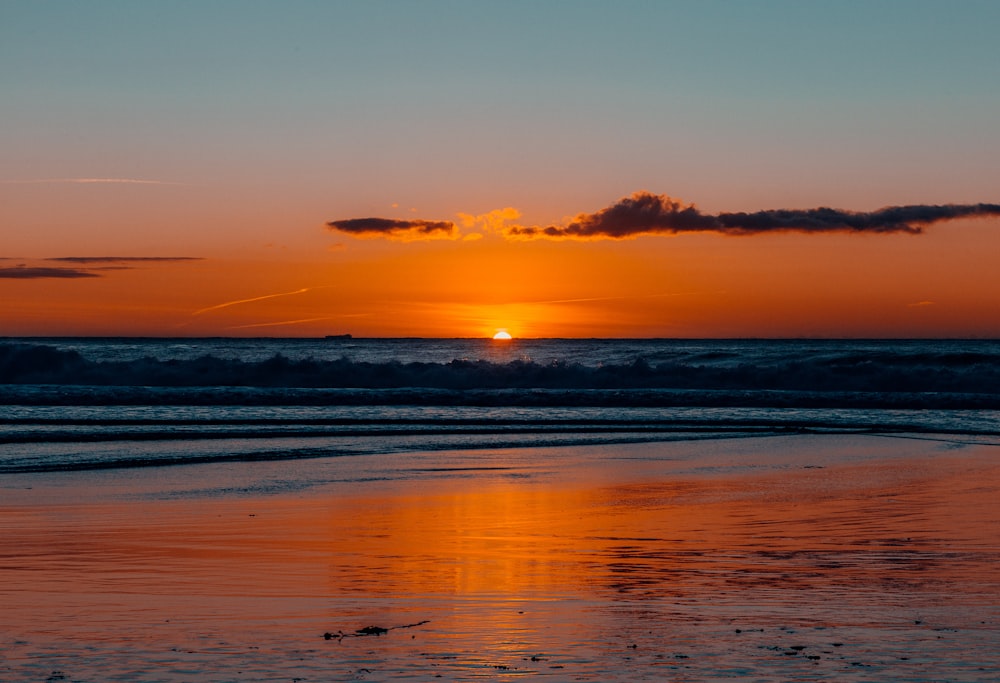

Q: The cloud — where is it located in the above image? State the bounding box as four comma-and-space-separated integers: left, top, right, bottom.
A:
715, 203, 1000, 236
0, 266, 99, 279
46, 256, 203, 264
506, 192, 1000, 239
326, 217, 457, 240
458, 207, 522, 233
325, 192, 1000, 242
507, 193, 714, 239
0, 178, 183, 185
0, 257, 203, 280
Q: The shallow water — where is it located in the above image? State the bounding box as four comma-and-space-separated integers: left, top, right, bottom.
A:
2, 435, 999, 681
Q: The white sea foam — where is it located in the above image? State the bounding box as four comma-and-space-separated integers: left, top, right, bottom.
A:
2, 338, 999, 472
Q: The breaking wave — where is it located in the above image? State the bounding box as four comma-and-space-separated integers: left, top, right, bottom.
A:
4, 340, 1000, 473
2, 341, 1000, 408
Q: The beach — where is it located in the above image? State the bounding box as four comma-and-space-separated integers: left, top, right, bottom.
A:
7, 2, 1000, 679
2, 434, 998, 682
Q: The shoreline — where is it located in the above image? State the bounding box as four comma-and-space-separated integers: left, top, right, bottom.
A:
2, 434, 999, 681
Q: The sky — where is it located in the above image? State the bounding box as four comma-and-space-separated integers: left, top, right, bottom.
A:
2, 0, 999, 338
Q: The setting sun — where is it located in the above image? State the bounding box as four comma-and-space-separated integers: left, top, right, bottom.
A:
4, 4, 1000, 682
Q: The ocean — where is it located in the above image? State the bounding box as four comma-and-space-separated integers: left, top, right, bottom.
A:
2, 337, 998, 474
4, 337, 1000, 681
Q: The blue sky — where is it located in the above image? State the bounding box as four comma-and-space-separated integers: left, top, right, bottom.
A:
6, 0, 998, 218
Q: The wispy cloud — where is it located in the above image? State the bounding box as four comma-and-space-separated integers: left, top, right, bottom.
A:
0, 178, 184, 186
458, 208, 521, 233
327, 191, 1000, 242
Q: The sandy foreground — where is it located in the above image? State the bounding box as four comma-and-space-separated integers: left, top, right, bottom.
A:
1, 434, 999, 682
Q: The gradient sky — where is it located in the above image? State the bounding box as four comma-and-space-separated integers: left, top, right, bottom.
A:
3, 0, 999, 337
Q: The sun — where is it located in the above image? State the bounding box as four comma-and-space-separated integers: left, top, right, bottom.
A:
492, 329, 513, 340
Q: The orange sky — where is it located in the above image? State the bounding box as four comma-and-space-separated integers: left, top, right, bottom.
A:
3, 3, 1000, 338
3, 208, 998, 338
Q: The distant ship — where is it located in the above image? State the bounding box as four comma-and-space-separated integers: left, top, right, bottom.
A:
325, 334, 353, 340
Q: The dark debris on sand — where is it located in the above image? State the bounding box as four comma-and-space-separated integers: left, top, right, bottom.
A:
324, 620, 430, 641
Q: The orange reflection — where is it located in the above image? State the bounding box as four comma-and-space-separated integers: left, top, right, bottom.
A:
3, 439, 999, 679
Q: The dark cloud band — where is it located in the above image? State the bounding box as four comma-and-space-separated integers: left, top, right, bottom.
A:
0, 266, 99, 279
46, 256, 204, 264
507, 192, 1000, 239
326, 217, 456, 238
326, 192, 1000, 241
1, 257, 204, 280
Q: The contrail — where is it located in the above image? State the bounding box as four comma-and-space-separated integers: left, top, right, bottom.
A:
525, 292, 689, 305
194, 288, 313, 315
227, 316, 343, 329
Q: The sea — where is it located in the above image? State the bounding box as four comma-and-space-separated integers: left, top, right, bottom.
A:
4, 337, 1000, 681
2, 337, 999, 475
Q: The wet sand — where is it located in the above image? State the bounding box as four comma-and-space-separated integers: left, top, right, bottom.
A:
2, 434, 999, 681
